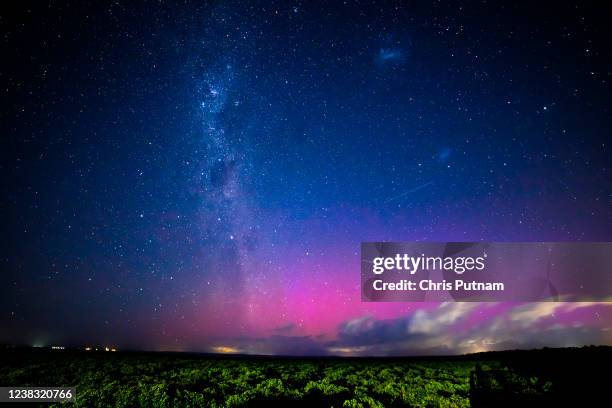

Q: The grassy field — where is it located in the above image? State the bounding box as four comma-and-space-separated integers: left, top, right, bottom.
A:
0, 346, 607, 407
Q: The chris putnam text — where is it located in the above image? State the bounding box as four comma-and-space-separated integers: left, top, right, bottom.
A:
372, 279, 505, 292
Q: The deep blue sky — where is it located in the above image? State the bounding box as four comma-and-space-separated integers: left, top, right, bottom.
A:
1, 1, 611, 354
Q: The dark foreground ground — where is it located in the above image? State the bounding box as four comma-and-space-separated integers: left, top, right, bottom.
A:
0, 346, 609, 407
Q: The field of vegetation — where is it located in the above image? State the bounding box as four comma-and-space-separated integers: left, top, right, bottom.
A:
0, 346, 607, 407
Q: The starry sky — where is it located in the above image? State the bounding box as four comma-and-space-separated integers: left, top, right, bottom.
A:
1, 1, 611, 355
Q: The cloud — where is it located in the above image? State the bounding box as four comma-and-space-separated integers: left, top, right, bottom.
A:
328, 302, 612, 356
410, 303, 478, 334
337, 315, 410, 346
330, 303, 480, 355
508, 302, 605, 327
274, 322, 297, 334
337, 303, 476, 343
206, 303, 611, 356
507, 302, 560, 326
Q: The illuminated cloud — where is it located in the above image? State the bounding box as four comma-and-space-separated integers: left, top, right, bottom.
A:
508, 302, 608, 327
323, 302, 612, 356
409, 303, 478, 334
195, 302, 611, 357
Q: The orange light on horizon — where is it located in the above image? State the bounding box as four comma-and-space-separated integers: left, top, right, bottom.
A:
211, 346, 239, 354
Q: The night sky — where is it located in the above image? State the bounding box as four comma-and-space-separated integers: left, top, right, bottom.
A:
1, 1, 611, 355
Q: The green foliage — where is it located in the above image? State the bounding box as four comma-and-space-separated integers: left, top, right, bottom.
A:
0, 350, 553, 408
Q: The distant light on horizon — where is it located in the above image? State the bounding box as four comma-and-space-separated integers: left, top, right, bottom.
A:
212, 346, 240, 354
327, 346, 367, 356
